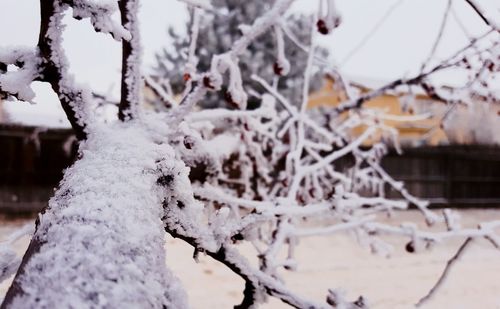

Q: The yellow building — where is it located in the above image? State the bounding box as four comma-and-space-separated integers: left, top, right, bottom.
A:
308, 76, 450, 146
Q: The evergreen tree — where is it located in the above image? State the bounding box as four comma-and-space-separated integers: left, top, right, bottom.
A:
152, 0, 327, 108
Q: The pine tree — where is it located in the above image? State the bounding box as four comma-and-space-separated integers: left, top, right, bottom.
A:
152, 0, 327, 108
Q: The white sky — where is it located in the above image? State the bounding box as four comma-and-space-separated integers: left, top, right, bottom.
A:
0, 0, 498, 125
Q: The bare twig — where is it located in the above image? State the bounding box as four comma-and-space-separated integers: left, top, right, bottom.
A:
339, 0, 405, 67
464, 0, 499, 31
420, 0, 452, 73
416, 237, 473, 307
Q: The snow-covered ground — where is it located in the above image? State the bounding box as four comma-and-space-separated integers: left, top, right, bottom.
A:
1, 209, 499, 308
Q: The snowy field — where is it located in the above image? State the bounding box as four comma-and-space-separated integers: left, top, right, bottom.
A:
1, 209, 499, 309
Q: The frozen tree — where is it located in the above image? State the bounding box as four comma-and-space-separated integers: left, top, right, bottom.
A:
151, 0, 328, 109
0, 0, 499, 308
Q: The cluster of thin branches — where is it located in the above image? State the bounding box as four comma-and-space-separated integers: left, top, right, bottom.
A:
152, 0, 500, 307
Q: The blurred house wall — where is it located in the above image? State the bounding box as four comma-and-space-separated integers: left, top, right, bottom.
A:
308, 77, 500, 147
308, 78, 448, 146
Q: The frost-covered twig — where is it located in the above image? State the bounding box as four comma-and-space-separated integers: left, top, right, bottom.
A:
144, 75, 176, 108
118, 0, 142, 120
165, 227, 326, 309
67, 0, 131, 40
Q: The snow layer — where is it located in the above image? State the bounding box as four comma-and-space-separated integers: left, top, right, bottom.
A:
5, 122, 187, 308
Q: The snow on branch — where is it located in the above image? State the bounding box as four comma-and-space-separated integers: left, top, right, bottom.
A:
67, 0, 131, 40
0, 0, 127, 139
178, 0, 213, 11
229, 0, 295, 57
0, 48, 40, 102
118, 0, 142, 121
273, 25, 290, 77
155, 73, 500, 306
144, 75, 176, 109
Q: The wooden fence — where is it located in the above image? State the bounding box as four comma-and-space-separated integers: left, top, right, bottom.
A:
0, 124, 76, 214
383, 145, 500, 207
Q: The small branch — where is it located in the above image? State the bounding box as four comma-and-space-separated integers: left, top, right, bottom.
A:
464, 0, 499, 31
118, 0, 142, 121
416, 237, 473, 307
335, 30, 495, 113
144, 76, 175, 109
230, 0, 295, 57
339, 0, 405, 67
420, 0, 452, 72
38, 0, 88, 140
185, 8, 201, 75
165, 227, 324, 309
